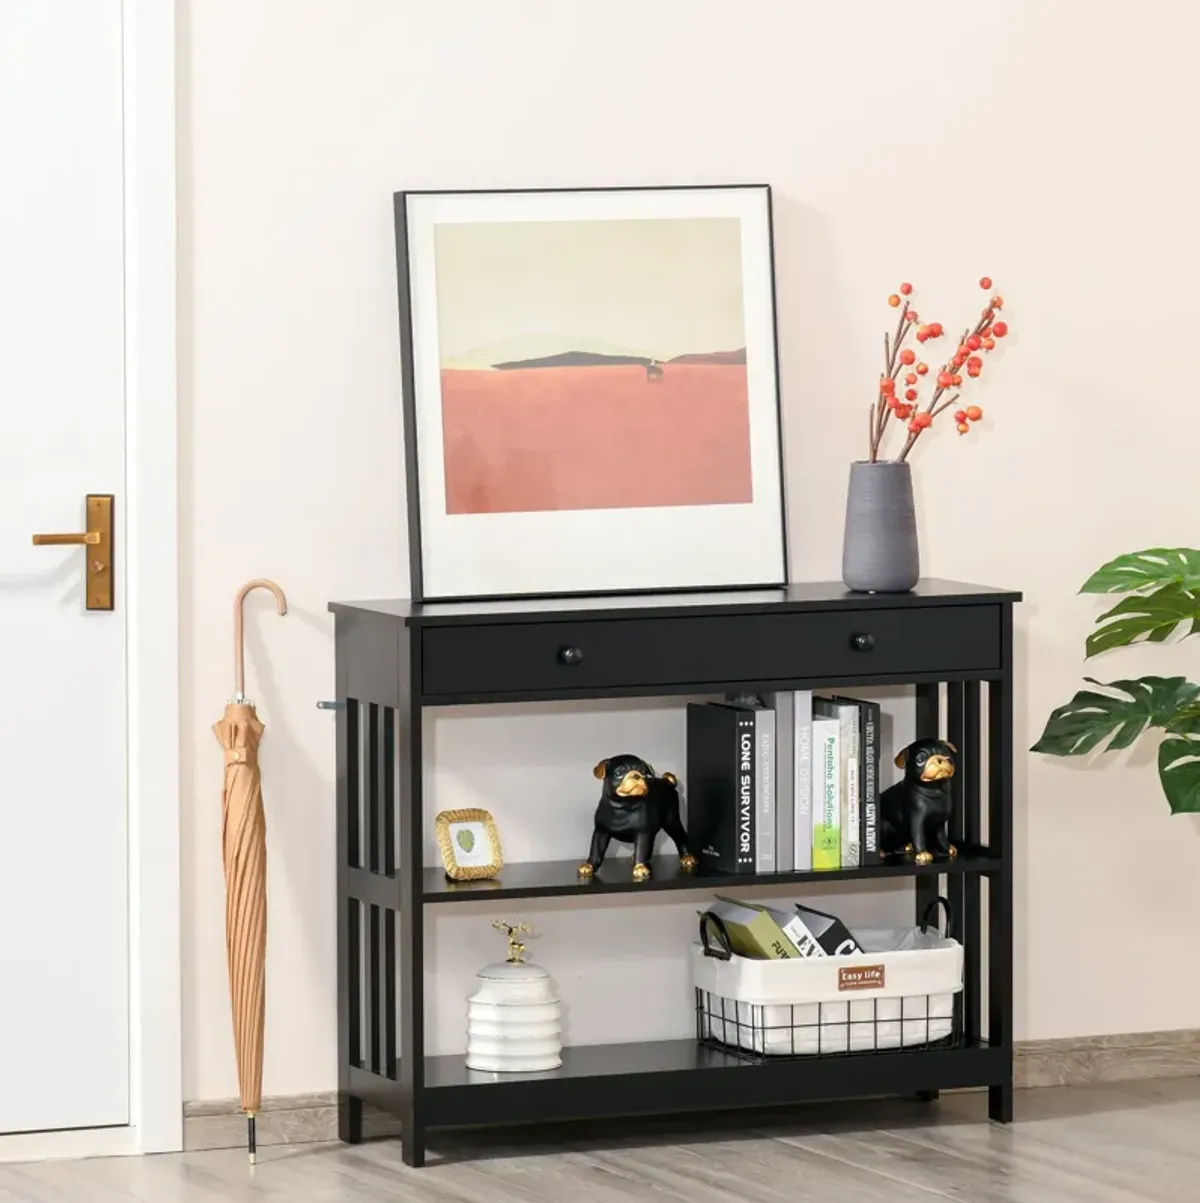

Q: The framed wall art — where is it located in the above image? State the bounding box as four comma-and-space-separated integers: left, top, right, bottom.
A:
394, 184, 787, 602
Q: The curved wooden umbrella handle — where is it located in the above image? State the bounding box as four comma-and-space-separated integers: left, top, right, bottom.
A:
234, 579, 288, 698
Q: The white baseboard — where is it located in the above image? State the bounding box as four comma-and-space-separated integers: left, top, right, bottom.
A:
0, 1126, 143, 1165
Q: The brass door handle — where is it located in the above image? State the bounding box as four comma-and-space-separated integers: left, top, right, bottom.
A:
32, 532, 101, 546
31, 494, 114, 611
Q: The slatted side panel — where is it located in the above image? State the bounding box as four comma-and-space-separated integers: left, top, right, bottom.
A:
342, 699, 400, 1081
945, 682, 984, 1043
339, 697, 362, 1079
961, 682, 983, 1042
915, 681, 988, 1056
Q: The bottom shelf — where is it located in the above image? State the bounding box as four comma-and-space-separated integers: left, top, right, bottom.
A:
419, 1037, 1008, 1129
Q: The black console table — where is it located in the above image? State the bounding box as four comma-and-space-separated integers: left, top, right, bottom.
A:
329, 579, 1019, 1167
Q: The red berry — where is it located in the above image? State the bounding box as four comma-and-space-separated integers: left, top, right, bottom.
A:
907, 311, 919, 324
966, 405, 983, 421
905, 388, 918, 401
991, 296, 1004, 309
896, 403, 913, 419
982, 336, 996, 351
954, 409, 967, 422
915, 411, 933, 429
900, 349, 915, 365
967, 355, 982, 369
953, 352, 967, 367
888, 294, 901, 307
951, 373, 963, 386
916, 362, 929, 375
881, 377, 896, 393
937, 371, 953, 388
929, 322, 944, 337
916, 330, 928, 342
957, 422, 970, 434
992, 321, 1009, 337
966, 334, 982, 351
967, 367, 981, 378
900, 282, 913, 295
886, 395, 900, 410
907, 419, 922, 433
979, 276, 992, 290
905, 372, 918, 385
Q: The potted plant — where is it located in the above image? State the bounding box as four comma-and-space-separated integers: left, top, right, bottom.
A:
843, 278, 1011, 593
1031, 549, 1200, 813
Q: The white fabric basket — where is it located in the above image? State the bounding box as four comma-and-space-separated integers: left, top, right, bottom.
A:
692, 925, 963, 1057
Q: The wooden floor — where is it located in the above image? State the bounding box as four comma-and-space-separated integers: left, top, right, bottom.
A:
1, 1079, 1197, 1201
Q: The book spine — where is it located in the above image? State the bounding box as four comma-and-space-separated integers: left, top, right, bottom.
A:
779, 913, 825, 958
754, 910, 799, 959
736, 711, 756, 872
755, 709, 775, 873
841, 705, 861, 868
862, 700, 881, 857
772, 693, 795, 873
812, 718, 840, 869
793, 691, 813, 871
689, 704, 737, 874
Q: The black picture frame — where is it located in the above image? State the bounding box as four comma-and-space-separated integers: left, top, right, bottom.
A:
393, 183, 789, 604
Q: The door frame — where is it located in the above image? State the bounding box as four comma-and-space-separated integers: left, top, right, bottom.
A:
0, 0, 181, 1161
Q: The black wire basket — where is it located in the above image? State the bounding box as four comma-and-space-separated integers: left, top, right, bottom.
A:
693, 896, 962, 1063
695, 987, 960, 1063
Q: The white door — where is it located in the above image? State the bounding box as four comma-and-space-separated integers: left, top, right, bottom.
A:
0, 2, 129, 1132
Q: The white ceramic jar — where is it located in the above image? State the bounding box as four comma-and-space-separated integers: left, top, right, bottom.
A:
465, 960, 562, 1073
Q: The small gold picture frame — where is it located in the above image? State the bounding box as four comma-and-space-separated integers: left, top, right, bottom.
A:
435, 808, 503, 881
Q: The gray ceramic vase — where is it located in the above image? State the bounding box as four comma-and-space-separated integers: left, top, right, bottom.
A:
841, 460, 920, 593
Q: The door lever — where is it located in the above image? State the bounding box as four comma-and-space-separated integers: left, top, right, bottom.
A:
32, 493, 114, 611
32, 532, 101, 546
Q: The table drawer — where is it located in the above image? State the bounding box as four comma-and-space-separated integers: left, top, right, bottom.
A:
420, 604, 1000, 698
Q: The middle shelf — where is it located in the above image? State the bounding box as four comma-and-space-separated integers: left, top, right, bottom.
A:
421, 851, 999, 904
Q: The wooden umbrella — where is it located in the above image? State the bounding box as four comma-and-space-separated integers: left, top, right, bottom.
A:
213, 579, 287, 1163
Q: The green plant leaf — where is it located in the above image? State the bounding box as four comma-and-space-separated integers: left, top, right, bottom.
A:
1081, 548, 1200, 595
1168, 705, 1200, 735
1030, 676, 1200, 756
455, 828, 475, 853
1158, 736, 1200, 813
1086, 584, 1200, 657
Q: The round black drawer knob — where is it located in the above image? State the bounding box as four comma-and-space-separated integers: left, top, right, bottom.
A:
850, 632, 875, 652
558, 646, 584, 666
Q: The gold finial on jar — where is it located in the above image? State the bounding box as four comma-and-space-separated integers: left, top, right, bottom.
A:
491, 919, 534, 964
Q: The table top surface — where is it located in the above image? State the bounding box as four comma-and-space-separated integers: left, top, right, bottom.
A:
329, 578, 1021, 626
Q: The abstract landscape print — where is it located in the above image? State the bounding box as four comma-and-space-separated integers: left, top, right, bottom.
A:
432, 216, 752, 515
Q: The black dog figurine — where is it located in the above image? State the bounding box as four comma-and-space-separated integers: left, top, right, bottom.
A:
879, 738, 958, 865
578, 754, 696, 882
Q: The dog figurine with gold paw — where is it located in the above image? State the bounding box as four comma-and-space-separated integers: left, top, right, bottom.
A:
879, 738, 958, 865
578, 754, 696, 882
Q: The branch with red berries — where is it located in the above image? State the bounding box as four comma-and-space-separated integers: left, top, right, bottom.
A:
868, 278, 1011, 463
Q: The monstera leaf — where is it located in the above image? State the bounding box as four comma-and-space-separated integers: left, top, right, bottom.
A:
1155, 709, 1200, 814
1159, 734, 1200, 814
1031, 676, 1200, 756
1036, 548, 1200, 818
1081, 548, 1200, 595
1086, 584, 1200, 657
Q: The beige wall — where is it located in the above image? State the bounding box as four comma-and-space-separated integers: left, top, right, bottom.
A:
180, 0, 1200, 1101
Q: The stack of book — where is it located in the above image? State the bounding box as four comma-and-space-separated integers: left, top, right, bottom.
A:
686, 692, 882, 874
